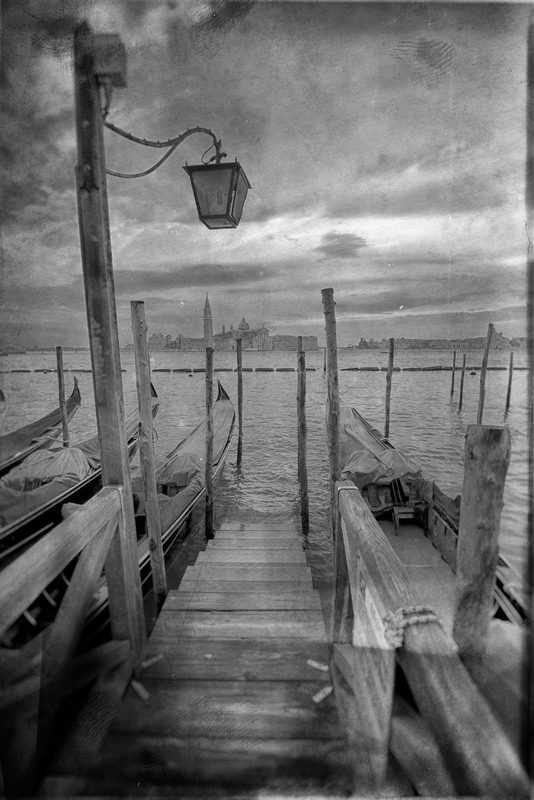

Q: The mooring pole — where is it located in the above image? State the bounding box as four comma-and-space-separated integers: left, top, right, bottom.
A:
55, 346, 70, 447
321, 288, 341, 535
385, 337, 395, 438
450, 350, 457, 398
458, 353, 467, 412
453, 425, 511, 672
505, 350, 514, 416
131, 301, 167, 612
297, 336, 309, 535
205, 346, 214, 539
73, 23, 145, 658
477, 323, 494, 424
236, 333, 243, 467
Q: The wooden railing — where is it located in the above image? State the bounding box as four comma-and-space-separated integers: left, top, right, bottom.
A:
0, 487, 135, 795
330, 478, 528, 798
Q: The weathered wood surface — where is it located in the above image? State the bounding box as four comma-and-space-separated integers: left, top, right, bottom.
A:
321, 288, 341, 532
336, 479, 529, 798
0, 487, 121, 637
453, 425, 511, 669
297, 337, 310, 534
131, 300, 167, 611
196, 548, 307, 563
51, 518, 352, 796
55, 346, 69, 447
477, 322, 494, 424
205, 347, 214, 539
208, 538, 304, 549
384, 336, 394, 437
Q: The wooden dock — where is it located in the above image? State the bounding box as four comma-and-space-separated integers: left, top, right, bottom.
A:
45, 518, 355, 796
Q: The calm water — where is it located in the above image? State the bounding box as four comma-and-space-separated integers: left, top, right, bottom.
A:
0, 348, 529, 590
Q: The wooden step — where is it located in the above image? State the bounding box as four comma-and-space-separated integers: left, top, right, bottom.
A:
207, 539, 305, 550
141, 637, 332, 681
178, 579, 319, 594
176, 610, 327, 640
220, 521, 299, 531
168, 589, 322, 611
183, 564, 313, 583
214, 529, 301, 541
111, 678, 341, 740
196, 549, 307, 564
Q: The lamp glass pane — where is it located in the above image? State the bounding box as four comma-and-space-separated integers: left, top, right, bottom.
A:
232, 169, 249, 224
191, 166, 233, 217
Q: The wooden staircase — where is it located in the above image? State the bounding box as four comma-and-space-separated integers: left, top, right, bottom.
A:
48, 519, 354, 796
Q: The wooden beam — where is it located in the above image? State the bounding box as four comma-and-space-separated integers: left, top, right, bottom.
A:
0, 487, 121, 637
384, 337, 394, 438
55, 346, 69, 447
453, 425, 511, 669
458, 352, 467, 411
321, 288, 341, 535
205, 346, 214, 539
505, 350, 514, 415
477, 323, 494, 424
236, 333, 243, 466
450, 349, 457, 397
297, 337, 309, 534
74, 22, 145, 660
131, 300, 167, 611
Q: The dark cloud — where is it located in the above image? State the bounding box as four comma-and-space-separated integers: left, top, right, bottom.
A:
113, 261, 278, 294
316, 232, 367, 260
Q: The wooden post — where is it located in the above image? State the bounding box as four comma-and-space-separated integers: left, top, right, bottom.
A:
55, 346, 70, 447
323, 346, 327, 373
505, 350, 514, 415
131, 301, 167, 612
321, 288, 341, 534
450, 350, 457, 398
458, 352, 467, 411
205, 346, 214, 539
74, 23, 145, 659
477, 323, 494, 424
297, 337, 309, 535
384, 337, 394, 438
236, 333, 243, 467
453, 425, 511, 670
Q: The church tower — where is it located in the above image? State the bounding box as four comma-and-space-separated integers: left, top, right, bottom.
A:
203, 293, 214, 347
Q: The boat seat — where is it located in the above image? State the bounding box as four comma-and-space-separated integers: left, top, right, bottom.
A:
392, 506, 417, 535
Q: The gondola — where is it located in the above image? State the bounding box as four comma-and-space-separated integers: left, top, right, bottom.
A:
338, 401, 528, 626
0, 386, 159, 568
0, 379, 81, 477
2, 382, 234, 648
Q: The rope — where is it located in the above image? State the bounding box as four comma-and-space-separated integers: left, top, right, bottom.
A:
383, 605, 440, 649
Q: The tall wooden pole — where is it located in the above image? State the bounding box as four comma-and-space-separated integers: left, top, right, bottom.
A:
321, 288, 341, 535
450, 350, 457, 398
205, 346, 214, 539
297, 337, 309, 535
525, 14, 534, 773
504, 350, 514, 416
131, 301, 167, 612
458, 353, 467, 412
236, 334, 243, 467
477, 323, 494, 424
385, 337, 394, 438
453, 425, 511, 672
55, 346, 70, 447
74, 23, 145, 659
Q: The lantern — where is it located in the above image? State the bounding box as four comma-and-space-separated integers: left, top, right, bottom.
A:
183, 161, 251, 229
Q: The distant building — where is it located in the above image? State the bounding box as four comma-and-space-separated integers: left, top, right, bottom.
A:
358, 332, 513, 350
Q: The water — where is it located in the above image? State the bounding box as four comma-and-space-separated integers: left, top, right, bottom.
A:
0, 348, 529, 590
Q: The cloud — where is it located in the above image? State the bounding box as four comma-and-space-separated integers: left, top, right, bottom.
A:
315, 232, 367, 260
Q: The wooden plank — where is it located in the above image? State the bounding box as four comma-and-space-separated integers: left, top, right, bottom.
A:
183, 564, 313, 582
390, 696, 456, 797
297, 338, 310, 535
80, 732, 351, 791
321, 288, 341, 535
214, 531, 300, 541
143, 638, 331, 681
111, 679, 341, 740
167, 590, 322, 611
205, 346, 214, 539
175, 610, 327, 640
0, 487, 121, 638
207, 539, 304, 550
37, 513, 118, 772
196, 549, 307, 564
219, 522, 299, 531
332, 643, 394, 789
177, 579, 318, 594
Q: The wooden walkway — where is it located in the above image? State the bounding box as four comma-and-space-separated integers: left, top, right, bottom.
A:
51, 519, 355, 796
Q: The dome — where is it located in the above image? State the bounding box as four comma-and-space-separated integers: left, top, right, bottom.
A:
238, 317, 250, 331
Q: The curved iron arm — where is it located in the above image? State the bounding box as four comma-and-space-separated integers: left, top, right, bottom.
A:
104, 121, 227, 179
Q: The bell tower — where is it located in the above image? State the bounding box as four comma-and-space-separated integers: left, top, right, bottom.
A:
203, 293, 214, 347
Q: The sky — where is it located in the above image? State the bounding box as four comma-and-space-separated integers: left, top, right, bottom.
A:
0, 0, 531, 349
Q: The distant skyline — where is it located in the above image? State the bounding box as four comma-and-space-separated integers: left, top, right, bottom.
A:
1, 1, 530, 350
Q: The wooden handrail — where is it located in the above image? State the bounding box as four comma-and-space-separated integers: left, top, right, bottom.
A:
331, 479, 529, 798
0, 487, 122, 638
